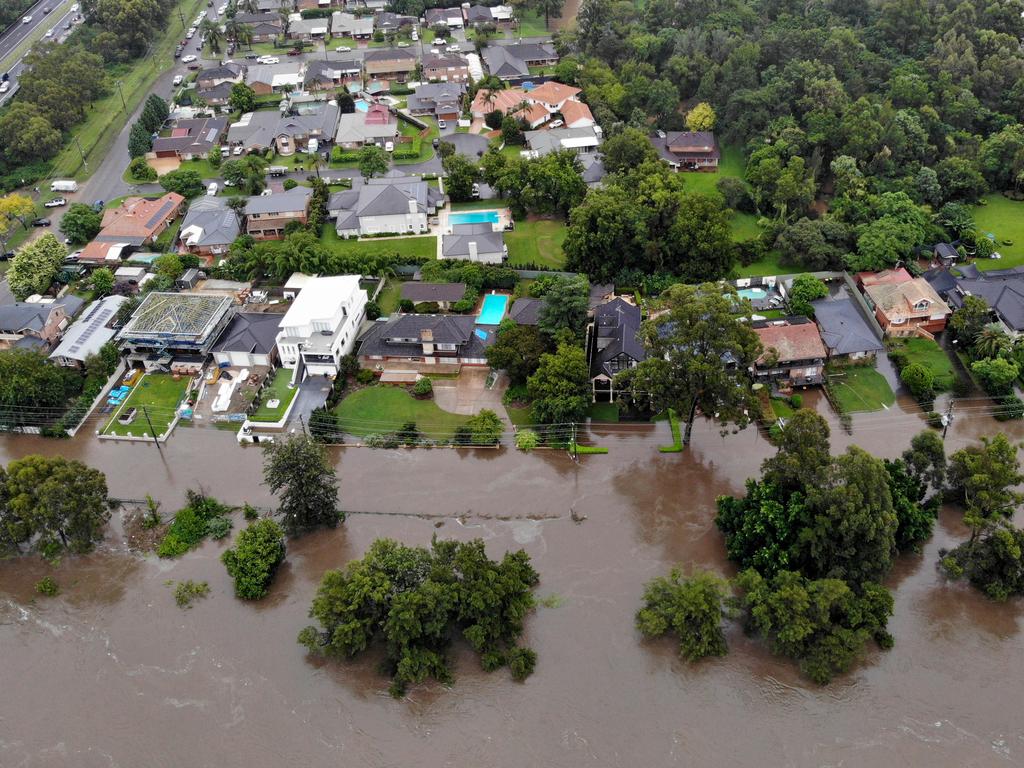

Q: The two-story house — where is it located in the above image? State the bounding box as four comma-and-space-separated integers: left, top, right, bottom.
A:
275, 275, 368, 378
235, 12, 283, 42
363, 48, 417, 83
244, 188, 313, 240
422, 54, 470, 83
356, 314, 493, 367
751, 319, 827, 387
588, 297, 645, 401
0, 297, 82, 352
178, 196, 241, 264
650, 131, 721, 171
408, 82, 466, 121
860, 268, 951, 337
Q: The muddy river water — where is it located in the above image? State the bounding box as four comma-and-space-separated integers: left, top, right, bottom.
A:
1, 392, 1022, 767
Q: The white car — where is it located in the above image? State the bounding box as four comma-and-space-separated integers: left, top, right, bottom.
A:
22, 15, 32, 23
437, 118, 447, 129
429, 47, 440, 54
0, 82, 9, 94
70, 4, 79, 11
434, 37, 446, 45
44, 197, 66, 207
233, 145, 243, 155
385, 141, 394, 152
182, 54, 197, 63
172, 74, 184, 86
397, 41, 409, 48
335, 45, 351, 52
44, 29, 53, 38
445, 45, 458, 52
206, 182, 219, 196
185, 30, 194, 39
549, 119, 564, 129
257, 55, 279, 64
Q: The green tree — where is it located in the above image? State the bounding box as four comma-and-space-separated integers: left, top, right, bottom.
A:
973, 325, 1012, 360
900, 362, 934, 399
949, 295, 990, 345
636, 569, 729, 661
762, 409, 833, 494
972, 357, 1019, 396
154, 253, 185, 280
298, 538, 539, 695
600, 127, 659, 175
159, 169, 205, 199
200, 18, 223, 53
0, 194, 38, 250
128, 121, 153, 158
465, 409, 503, 445
787, 274, 829, 316
884, 457, 937, 551
0, 103, 61, 164
358, 144, 389, 180
947, 434, 1024, 542
222, 518, 286, 599
442, 153, 479, 202
128, 156, 158, 181
221, 156, 268, 195
485, 322, 548, 384
941, 522, 1024, 601
527, 343, 591, 425
7, 233, 65, 300
901, 429, 947, 494
618, 283, 761, 446
59, 203, 103, 245
685, 102, 716, 131
139, 94, 169, 133
229, 82, 257, 113
263, 433, 342, 535
530, 0, 564, 28
91, 267, 115, 297
537, 275, 588, 338
734, 569, 894, 684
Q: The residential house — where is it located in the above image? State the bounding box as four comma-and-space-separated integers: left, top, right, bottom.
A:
276, 275, 367, 377
196, 81, 235, 109
330, 176, 444, 236
579, 154, 606, 187
334, 103, 399, 148
489, 4, 514, 23
363, 48, 417, 83
424, 7, 464, 27
560, 99, 596, 128
228, 102, 340, 155
470, 87, 528, 119
330, 11, 374, 38
422, 54, 470, 83
178, 196, 241, 264
373, 11, 416, 31
751, 319, 827, 387
246, 62, 305, 95
860, 268, 951, 337
588, 297, 644, 401
211, 312, 282, 368
933, 242, 960, 265
151, 117, 227, 160
509, 297, 541, 326
287, 13, 330, 40
463, 4, 494, 25
305, 58, 362, 90
357, 313, 493, 366
441, 223, 505, 264
80, 193, 186, 265
650, 131, 721, 170
196, 63, 244, 91
926, 263, 1024, 336
408, 82, 466, 121
245, 188, 313, 240
117, 292, 234, 369
400, 282, 467, 310
49, 295, 129, 367
235, 12, 283, 42
0, 297, 82, 352
811, 298, 884, 360
523, 125, 602, 157
482, 42, 557, 80
525, 81, 581, 114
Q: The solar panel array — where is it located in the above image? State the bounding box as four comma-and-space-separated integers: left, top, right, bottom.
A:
67, 304, 117, 356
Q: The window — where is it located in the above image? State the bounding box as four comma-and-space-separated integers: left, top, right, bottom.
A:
913, 300, 931, 311
436, 343, 456, 351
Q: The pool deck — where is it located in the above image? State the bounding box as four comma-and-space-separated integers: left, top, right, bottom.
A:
439, 206, 512, 237
476, 292, 510, 325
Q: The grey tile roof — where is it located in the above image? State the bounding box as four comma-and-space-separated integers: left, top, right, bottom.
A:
811, 298, 884, 356
363, 47, 416, 63
509, 297, 541, 325
357, 313, 492, 358
464, 5, 493, 22
943, 270, 1024, 332
400, 282, 467, 303
0, 299, 76, 334
524, 126, 601, 156
482, 45, 528, 78
407, 81, 466, 113
244, 187, 313, 216
591, 298, 644, 378
180, 197, 241, 249
441, 227, 504, 258
211, 311, 282, 355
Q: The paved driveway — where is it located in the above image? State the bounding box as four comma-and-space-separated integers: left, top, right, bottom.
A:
445, 133, 490, 161
432, 367, 508, 417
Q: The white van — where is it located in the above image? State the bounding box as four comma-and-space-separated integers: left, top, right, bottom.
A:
307, 138, 319, 154
207, 182, 219, 196
50, 180, 79, 193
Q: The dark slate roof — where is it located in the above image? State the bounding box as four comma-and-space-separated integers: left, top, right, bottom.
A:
211, 312, 282, 355
934, 242, 959, 260
811, 298, 884, 356
441, 226, 504, 258
464, 4, 493, 22
922, 266, 958, 295
588, 282, 614, 309
400, 282, 467, 303
407, 81, 466, 112
364, 47, 416, 63
591, 297, 644, 378
0, 296, 82, 334
925, 265, 1024, 332
482, 45, 528, 78
236, 11, 281, 24
197, 82, 234, 103
509, 297, 541, 325
357, 313, 492, 358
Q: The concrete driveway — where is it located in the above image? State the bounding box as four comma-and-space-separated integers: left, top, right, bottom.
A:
444, 133, 490, 161
432, 367, 508, 417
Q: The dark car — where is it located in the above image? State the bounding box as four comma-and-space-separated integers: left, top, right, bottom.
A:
32, 218, 51, 227
43, 6, 51, 13
432, 137, 439, 149
0, 251, 14, 261
287, 48, 302, 56
92, 200, 104, 211
245, 53, 258, 59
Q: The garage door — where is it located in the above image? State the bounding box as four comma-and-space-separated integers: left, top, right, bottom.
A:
228, 351, 252, 367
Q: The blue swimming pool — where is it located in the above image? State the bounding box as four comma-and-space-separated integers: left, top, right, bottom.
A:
450, 210, 500, 226
477, 293, 508, 325
737, 287, 768, 300
354, 100, 370, 112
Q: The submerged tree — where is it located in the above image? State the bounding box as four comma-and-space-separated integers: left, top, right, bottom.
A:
262, 434, 342, 535
636, 569, 729, 661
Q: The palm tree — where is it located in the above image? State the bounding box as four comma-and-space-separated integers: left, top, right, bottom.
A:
237, 0, 259, 12
224, 17, 243, 44
975, 324, 1012, 359
278, 7, 291, 36
235, 25, 253, 50
226, 195, 248, 226
200, 19, 224, 54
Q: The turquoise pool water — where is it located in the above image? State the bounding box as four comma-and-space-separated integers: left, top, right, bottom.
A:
450, 210, 500, 226
477, 294, 508, 325
737, 287, 768, 300
354, 100, 370, 112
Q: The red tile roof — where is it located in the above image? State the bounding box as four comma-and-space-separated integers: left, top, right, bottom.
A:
754, 322, 827, 364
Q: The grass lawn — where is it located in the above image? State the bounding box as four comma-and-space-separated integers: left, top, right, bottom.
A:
890, 337, 956, 391
334, 385, 470, 438
49, 0, 208, 180
250, 368, 298, 422
153, 218, 182, 252
972, 194, 1024, 271
102, 374, 189, 437
177, 158, 222, 180
376, 278, 405, 314
679, 145, 745, 196
829, 366, 895, 413
587, 402, 619, 422
505, 404, 534, 430
730, 211, 762, 242
734, 249, 786, 278
393, 117, 440, 165
770, 398, 795, 419
451, 198, 509, 211
516, 11, 554, 37
320, 228, 438, 260
506, 218, 566, 269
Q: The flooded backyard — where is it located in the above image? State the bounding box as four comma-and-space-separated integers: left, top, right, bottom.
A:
1, 393, 1022, 766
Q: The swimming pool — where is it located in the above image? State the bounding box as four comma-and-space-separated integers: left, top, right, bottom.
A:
354, 100, 370, 112
450, 210, 500, 226
737, 287, 768, 300
476, 293, 508, 325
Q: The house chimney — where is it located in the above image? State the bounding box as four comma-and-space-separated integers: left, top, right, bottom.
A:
420, 327, 434, 355
408, 198, 418, 214
468, 240, 478, 262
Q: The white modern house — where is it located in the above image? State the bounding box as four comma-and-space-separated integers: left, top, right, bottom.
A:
275, 275, 368, 378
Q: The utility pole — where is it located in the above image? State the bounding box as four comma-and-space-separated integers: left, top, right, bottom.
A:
942, 399, 955, 439
73, 135, 88, 169
570, 422, 578, 463
142, 406, 164, 455
115, 80, 126, 112
178, 6, 186, 29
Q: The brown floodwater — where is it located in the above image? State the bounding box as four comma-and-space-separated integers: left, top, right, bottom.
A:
1, 395, 1023, 767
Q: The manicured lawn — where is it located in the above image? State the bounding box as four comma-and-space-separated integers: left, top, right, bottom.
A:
102, 374, 190, 437
320, 228, 438, 260
734, 249, 787, 278
376, 278, 405, 315
972, 194, 1024, 271
393, 116, 440, 165
250, 368, 298, 422
506, 218, 566, 269
49, 0, 208, 179
177, 158, 222, 181
587, 402, 619, 422
890, 337, 956, 391
334, 385, 470, 438
829, 366, 895, 413
516, 11, 553, 37
505, 404, 534, 430
730, 211, 762, 242
770, 398, 795, 419
679, 145, 745, 196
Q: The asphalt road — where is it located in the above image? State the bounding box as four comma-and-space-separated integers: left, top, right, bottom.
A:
0, 0, 81, 107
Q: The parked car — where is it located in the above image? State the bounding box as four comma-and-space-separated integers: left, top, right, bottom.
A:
256, 55, 279, 64
437, 119, 447, 129
187, 62, 200, 70
549, 119, 564, 128
65, 252, 81, 263
32, 218, 51, 227
44, 29, 54, 39
0, 251, 15, 261
397, 41, 409, 47
434, 37, 446, 45
92, 200, 104, 211
220, 146, 231, 157
182, 54, 197, 63
44, 198, 66, 208
172, 75, 184, 86
0, 82, 8, 94
207, 182, 219, 196
335, 45, 351, 52
287, 48, 302, 56
432, 137, 439, 148
385, 141, 394, 152
445, 45, 459, 52
233, 145, 243, 155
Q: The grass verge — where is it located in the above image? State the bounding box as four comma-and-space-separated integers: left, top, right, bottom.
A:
658, 408, 683, 453
828, 365, 895, 413
334, 385, 470, 439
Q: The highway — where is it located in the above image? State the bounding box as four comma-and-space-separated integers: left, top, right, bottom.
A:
0, 0, 80, 107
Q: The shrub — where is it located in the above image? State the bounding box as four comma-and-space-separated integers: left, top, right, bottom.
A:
221, 519, 286, 600
355, 368, 376, 385
788, 393, 803, 409
128, 156, 157, 182
952, 376, 974, 397
503, 383, 530, 405
507, 647, 538, 681
411, 377, 433, 398
995, 395, 1024, 421
35, 577, 60, 596
365, 300, 381, 320
900, 363, 934, 399
283, 178, 298, 190
415, 301, 440, 313
451, 298, 475, 313
397, 421, 421, 446
157, 491, 232, 558
515, 429, 539, 451
243, 503, 260, 521
206, 516, 233, 540
399, 299, 415, 312
173, 580, 210, 608
925, 411, 943, 428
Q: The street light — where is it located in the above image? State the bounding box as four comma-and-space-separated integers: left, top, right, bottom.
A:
115, 80, 126, 113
